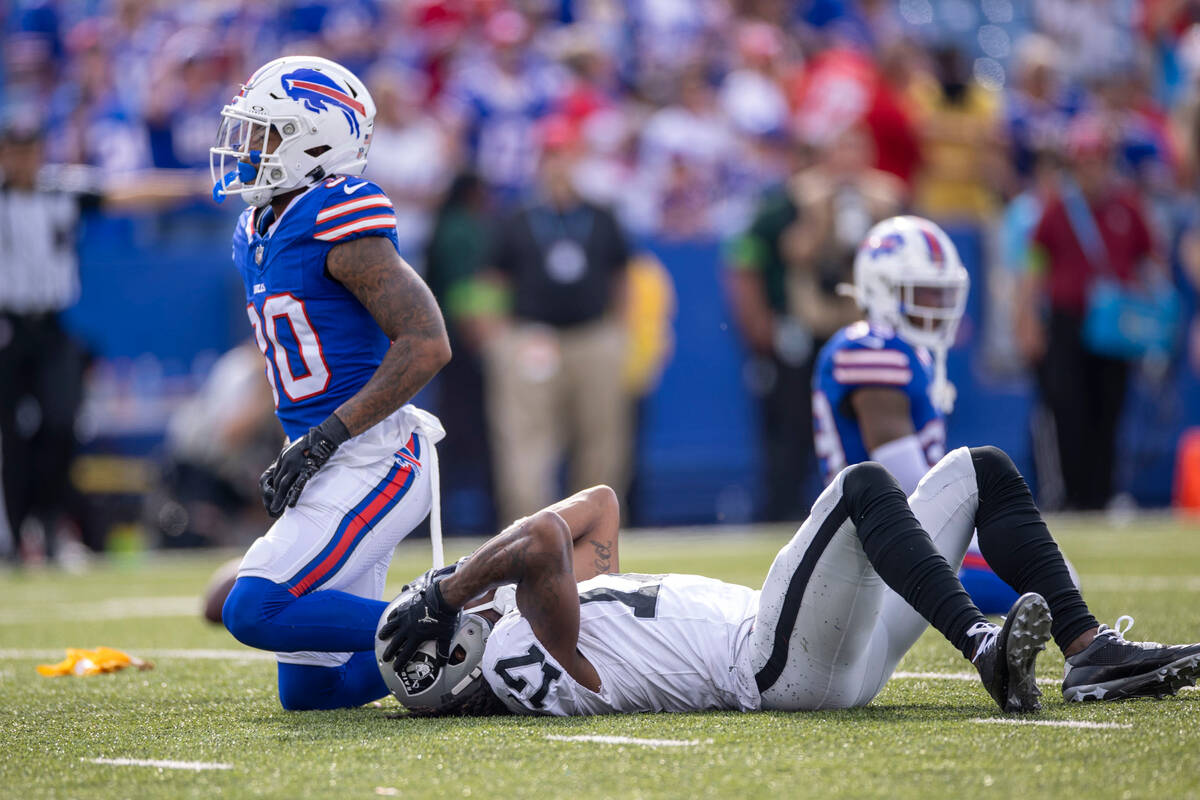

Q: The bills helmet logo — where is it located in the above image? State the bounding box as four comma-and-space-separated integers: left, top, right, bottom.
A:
867, 232, 905, 259
281, 68, 365, 136
918, 228, 946, 268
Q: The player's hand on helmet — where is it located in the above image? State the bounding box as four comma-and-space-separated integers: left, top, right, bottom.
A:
402, 556, 471, 595
261, 415, 352, 518
378, 580, 459, 670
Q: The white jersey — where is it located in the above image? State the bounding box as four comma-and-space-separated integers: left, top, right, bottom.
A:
480, 573, 762, 715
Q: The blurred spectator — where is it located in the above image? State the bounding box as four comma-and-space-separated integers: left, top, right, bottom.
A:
1005, 34, 1081, 187
1093, 62, 1179, 237
782, 124, 903, 341
366, 66, 455, 269
718, 21, 791, 139
789, 45, 922, 190
46, 19, 149, 173
441, 9, 563, 200
991, 146, 1064, 374
423, 171, 496, 533
632, 68, 743, 238
1015, 119, 1163, 510
144, 30, 231, 170
0, 115, 204, 563
477, 116, 633, 523
725, 139, 820, 521
152, 342, 278, 548
553, 24, 633, 207
727, 123, 901, 520
1034, 0, 1139, 85
909, 45, 1009, 223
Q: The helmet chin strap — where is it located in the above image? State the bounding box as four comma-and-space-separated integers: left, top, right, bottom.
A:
462, 584, 517, 617
929, 345, 956, 415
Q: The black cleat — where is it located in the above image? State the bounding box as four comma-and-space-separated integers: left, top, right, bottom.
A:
971, 592, 1053, 713
1062, 616, 1200, 702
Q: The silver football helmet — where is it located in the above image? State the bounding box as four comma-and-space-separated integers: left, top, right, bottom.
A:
375, 588, 497, 716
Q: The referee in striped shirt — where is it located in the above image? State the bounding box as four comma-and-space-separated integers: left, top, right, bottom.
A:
0, 116, 203, 562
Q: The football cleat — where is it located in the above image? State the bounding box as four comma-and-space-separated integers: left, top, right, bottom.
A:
1062, 616, 1200, 702
971, 592, 1053, 713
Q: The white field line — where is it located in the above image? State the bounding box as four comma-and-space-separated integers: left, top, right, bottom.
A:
546, 735, 708, 748
972, 718, 1132, 730
0, 648, 273, 661
85, 757, 232, 771
0, 596, 199, 624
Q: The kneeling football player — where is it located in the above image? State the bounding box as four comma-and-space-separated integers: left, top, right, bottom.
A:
378, 447, 1200, 715
210, 57, 451, 710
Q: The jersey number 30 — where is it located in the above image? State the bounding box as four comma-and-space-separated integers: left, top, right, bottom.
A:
247, 294, 330, 406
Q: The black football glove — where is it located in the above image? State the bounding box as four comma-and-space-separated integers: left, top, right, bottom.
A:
402, 556, 471, 595
378, 580, 460, 670
261, 415, 351, 518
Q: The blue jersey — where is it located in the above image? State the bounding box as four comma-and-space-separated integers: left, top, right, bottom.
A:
812, 321, 945, 484
232, 175, 399, 441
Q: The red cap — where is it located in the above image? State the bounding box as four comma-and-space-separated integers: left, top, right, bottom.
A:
539, 114, 581, 152
1065, 116, 1112, 161
485, 9, 529, 46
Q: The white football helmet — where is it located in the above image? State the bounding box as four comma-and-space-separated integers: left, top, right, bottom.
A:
210, 56, 375, 207
375, 590, 501, 716
847, 216, 970, 412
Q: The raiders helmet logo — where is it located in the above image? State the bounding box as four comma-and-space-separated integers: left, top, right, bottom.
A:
399, 650, 439, 694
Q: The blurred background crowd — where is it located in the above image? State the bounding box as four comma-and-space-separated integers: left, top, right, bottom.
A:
5, 0, 1200, 565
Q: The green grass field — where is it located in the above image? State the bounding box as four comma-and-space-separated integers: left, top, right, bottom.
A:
3, 517, 1200, 799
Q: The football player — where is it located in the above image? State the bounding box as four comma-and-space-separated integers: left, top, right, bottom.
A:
377, 447, 1200, 716
813, 215, 1018, 613
210, 57, 452, 710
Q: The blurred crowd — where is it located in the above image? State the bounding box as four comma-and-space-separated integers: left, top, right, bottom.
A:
3, 0, 1196, 241
7, 0, 1200, 559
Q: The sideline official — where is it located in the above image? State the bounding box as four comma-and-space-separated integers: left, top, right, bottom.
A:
474, 116, 632, 523
0, 117, 203, 562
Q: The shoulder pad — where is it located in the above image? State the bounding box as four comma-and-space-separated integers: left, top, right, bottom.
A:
310, 176, 395, 243
826, 325, 914, 388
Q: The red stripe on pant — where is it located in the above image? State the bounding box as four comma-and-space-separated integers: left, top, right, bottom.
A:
961, 552, 991, 571
287, 465, 413, 597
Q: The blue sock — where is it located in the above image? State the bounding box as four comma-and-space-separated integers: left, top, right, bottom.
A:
223, 576, 389, 654
277, 651, 389, 710
958, 565, 1019, 615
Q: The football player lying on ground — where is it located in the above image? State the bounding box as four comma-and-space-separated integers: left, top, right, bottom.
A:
377, 446, 1200, 716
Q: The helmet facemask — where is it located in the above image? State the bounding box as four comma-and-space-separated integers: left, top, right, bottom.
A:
895, 277, 968, 352
211, 106, 310, 207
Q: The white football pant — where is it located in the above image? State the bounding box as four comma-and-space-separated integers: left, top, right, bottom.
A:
751, 446, 981, 710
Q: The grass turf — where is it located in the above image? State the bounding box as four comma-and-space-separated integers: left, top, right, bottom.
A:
2, 516, 1199, 799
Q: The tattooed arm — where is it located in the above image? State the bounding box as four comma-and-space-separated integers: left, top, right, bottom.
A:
543, 485, 620, 581
436, 488, 625, 691
325, 236, 451, 435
